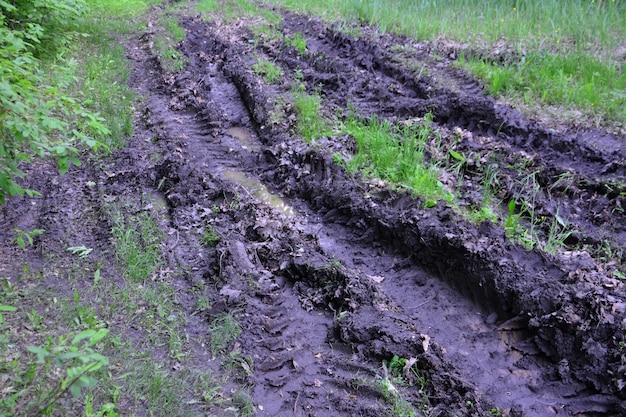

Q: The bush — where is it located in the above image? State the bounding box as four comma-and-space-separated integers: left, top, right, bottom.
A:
0, 0, 109, 204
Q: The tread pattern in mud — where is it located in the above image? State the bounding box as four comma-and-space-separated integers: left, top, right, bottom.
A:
126, 10, 626, 416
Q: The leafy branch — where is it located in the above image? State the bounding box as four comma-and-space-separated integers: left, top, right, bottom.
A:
0, 0, 110, 204
1, 328, 110, 417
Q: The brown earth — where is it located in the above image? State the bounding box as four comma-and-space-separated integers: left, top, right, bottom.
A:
2, 3, 626, 417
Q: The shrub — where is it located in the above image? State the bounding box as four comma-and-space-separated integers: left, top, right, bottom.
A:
0, 0, 109, 204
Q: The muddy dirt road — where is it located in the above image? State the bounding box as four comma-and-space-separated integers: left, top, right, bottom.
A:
3, 4, 626, 416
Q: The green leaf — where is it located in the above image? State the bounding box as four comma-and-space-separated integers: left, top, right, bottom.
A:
449, 149, 467, 162
67, 245, 93, 258
69, 375, 97, 397
58, 351, 83, 361
72, 329, 96, 345
27, 346, 50, 363
508, 200, 516, 215
0, 305, 15, 324
614, 270, 626, 280
68, 155, 82, 167
0, 0, 17, 12
58, 156, 69, 174
88, 328, 109, 346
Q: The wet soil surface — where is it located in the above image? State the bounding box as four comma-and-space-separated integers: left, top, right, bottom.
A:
3, 4, 626, 417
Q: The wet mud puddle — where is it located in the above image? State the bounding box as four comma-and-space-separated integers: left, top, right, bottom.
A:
226, 126, 261, 153
222, 170, 294, 216
149, 60, 294, 217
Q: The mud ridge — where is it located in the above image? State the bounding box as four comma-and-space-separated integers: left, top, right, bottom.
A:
264, 12, 626, 253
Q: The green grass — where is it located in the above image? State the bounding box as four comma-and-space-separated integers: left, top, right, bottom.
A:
77, 45, 135, 151
72, 0, 155, 151
262, 0, 624, 51
198, 0, 281, 25
96, 199, 224, 416
108, 205, 164, 283
342, 115, 451, 207
84, 0, 161, 21
462, 52, 626, 124
154, 14, 187, 72
293, 86, 332, 142
286, 32, 307, 55
201, 225, 221, 247
250, 22, 284, 45
377, 355, 432, 417
197, 0, 220, 13
209, 312, 242, 356
261, 0, 626, 126
252, 58, 283, 83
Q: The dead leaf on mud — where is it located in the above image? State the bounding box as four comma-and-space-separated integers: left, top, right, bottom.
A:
367, 274, 385, 283
421, 334, 431, 353
219, 286, 242, 302
403, 357, 418, 379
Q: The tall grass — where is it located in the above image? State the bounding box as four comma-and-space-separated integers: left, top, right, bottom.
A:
462, 51, 626, 123
263, 0, 624, 51
293, 87, 332, 142
73, 0, 162, 150
262, 0, 626, 125
198, 0, 281, 24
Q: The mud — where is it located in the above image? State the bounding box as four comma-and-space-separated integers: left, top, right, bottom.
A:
2, 4, 626, 417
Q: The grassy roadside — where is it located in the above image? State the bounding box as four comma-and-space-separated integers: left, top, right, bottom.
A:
2, 1, 210, 416
0, 197, 227, 416
261, 0, 626, 129
1, 1, 258, 415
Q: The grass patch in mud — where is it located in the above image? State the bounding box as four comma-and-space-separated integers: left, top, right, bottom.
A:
293, 84, 333, 142
108, 203, 164, 283
378, 355, 430, 417
97, 201, 247, 416
342, 114, 451, 208
286, 32, 307, 55
251, 58, 282, 83
209, 312, 242, 356
154, 12, 188, 73
339, 115, 578, 253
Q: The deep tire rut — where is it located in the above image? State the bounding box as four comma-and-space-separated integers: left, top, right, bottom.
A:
123, 8, 626, 417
